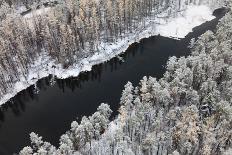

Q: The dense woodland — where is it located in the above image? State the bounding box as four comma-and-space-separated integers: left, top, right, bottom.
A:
19, 3, 232, 155
0, 0, 224, 102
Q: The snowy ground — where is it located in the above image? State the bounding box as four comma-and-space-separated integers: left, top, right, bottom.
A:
0, 5, 216, 105
156, 5, 214, 38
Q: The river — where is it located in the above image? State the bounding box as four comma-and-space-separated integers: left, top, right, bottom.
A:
0, 8, 226, 155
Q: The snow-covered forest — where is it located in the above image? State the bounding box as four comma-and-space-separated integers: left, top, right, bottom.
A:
0, 0, 225, 105
19, 3, 232, 155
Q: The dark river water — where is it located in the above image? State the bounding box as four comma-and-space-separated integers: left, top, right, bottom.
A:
0, 9, 226, 155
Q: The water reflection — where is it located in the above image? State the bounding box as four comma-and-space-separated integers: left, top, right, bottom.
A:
0, 42, 140, 123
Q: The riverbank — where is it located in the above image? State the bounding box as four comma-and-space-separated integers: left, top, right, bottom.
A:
0, 5, 218, 106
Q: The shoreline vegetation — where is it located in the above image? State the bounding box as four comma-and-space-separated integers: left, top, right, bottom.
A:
0, 0, 223, 105
20, 2, 232, 155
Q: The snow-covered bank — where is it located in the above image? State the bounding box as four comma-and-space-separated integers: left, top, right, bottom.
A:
0, 5, 217, 105
156, 5, 214, 38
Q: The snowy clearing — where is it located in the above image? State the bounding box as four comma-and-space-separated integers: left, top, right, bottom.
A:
156, 5, 215, 38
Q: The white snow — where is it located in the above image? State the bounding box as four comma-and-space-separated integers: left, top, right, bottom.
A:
156, 5, 215, 38
23, 7, 51, 19
0, 5, 216, 105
